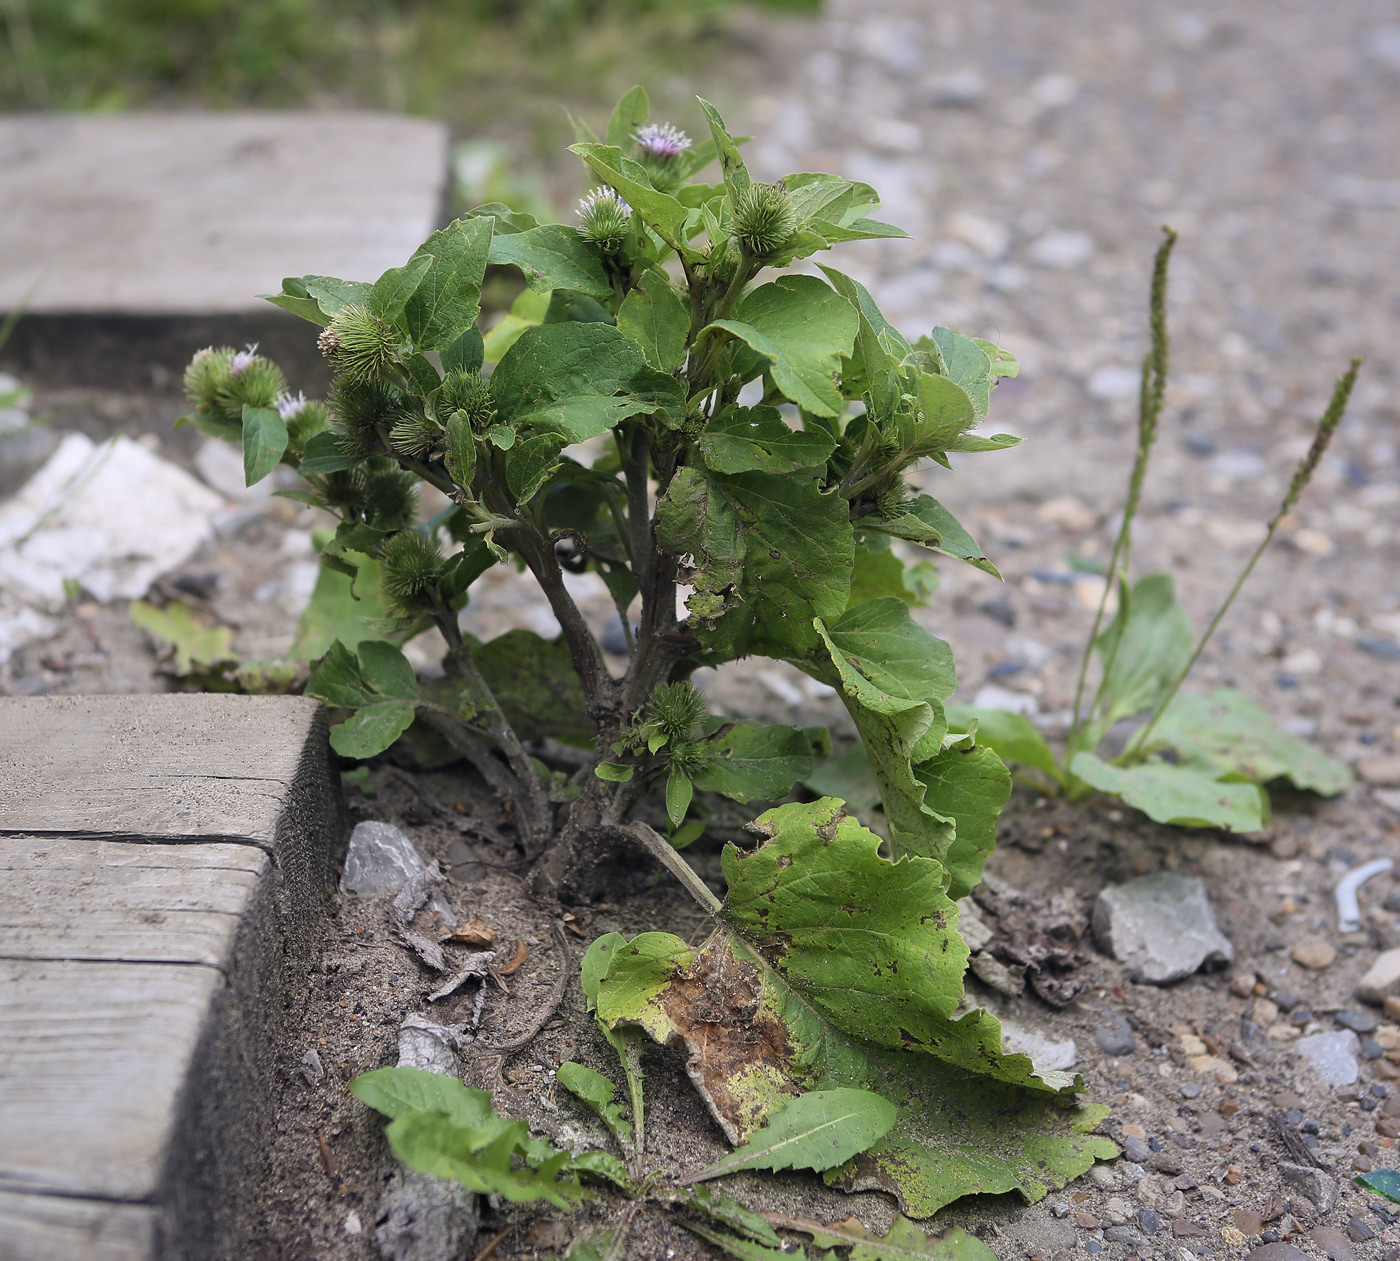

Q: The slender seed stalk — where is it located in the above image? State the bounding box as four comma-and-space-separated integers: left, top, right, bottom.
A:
1128, 358, 1362, 759
1066, 227, 1177, 760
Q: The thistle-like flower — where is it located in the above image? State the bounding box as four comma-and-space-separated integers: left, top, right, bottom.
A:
576, 187, 632, 253
228, 343, 259, 376
275, 390, 308, 421
732, 182, 798, 258
390, 410, 445, 459
633, 123, 692, 160
438, 368, 497, 430
650, 681, 708, 743
319, 303, 401, 385
379, 528, 444, 615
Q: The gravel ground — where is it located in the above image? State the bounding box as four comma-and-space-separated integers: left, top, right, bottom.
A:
4, 2, 1400, 1258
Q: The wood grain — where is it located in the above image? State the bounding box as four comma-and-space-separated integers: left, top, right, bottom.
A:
0, 1190, 156, 1261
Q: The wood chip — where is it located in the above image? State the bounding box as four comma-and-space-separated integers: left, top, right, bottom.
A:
442, 918, 495, 948
490, 939, 529, 977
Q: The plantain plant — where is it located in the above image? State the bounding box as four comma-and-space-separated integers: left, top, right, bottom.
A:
948, 229, 1360, 831
179, 88, 1115, 1220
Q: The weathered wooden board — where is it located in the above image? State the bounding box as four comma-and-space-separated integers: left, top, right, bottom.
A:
0, 695, 347, 1259
0, 958, 222, 1201
0, 694, 338, 853
0, 1190, 156, 1261
0, 836, 267, 966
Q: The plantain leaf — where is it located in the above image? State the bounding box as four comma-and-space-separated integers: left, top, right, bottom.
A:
769, 1214, 1000, 1261
686, 1089, 896, 1182
1069, 752, 1267, 832
557, 1061, 633, 1148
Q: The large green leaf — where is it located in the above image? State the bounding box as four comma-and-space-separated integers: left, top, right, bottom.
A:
1095, 573, 1195, 723
307, 638, 420, 758
655, 464, 745, 624
289, 548, 397, 661
1145, 687, 1350, 796
487, 223, 613, 300
596, 802, 1113, 1218
261, 274, 371, 325
400, 217, 493, 350
688, 1089, 896, 1182
490, 322, 685, 443
579, 933, 647, 1151
241, 405, 287, 486
944, 705, 1061, 784
330, 699, 416, 758
617, 274, 689, 373
351, 1066, 495, 1127
369, 252, 433, 332
605, 84, 650, 149
692, 722, 816, 803
1069, 752, 1267, 832
129, 600, 235, 675
923, 328, 996, 420
698, 405, 836, 476
569, 142, 700, 261
696, 96, 751, 205
703, 276, 860, 418
913, 743, 1011, 901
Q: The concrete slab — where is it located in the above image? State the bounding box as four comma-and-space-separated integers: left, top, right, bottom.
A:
0, 112, 450, 315
0, 694, 347, 1261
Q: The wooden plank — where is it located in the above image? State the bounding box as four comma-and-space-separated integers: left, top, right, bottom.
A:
0, 1191, 156, 1261
0, 694, 336, 848
0, 958, 221, 1201
0, 836, 267, 966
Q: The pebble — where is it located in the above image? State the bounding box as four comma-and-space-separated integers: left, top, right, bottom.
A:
1180, 1082, 1202, 1099
1355, 756, 1400, 786
1233, 1209, 1263, 1235
1073, 1210, 1101, 1229
1291, 937, 1337, 970
1136, 1208, 1161, 1235
1358, 637, 1400, 662
1121, 1135, 1151, 1163
1388, 995, 1400, 1019
1358, 948, 1400, 1004
1198, 1112, 1227, 1135
1336, 1009, 1381, 1034
1172, 1220, 1206, 1238
1092, 873, 1234, 985
1279, 1162, 1339, 1213
1103, 1226, 1136, 1244
1345, 1217, 1375, 1243
1292, 1031, 1361, 1087
1309, 1226, 1357, 1261
1095, 1015, 1138, 1056
1247, 1246, 1310, 1261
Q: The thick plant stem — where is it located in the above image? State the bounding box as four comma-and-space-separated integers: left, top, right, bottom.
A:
1128, 357, 1361, 759
623, 821, 723, 917
1067, 227, 1177, 756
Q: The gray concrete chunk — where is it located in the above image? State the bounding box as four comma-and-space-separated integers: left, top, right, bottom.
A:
0, 112, 449, 315
1092, 872, 1234, 984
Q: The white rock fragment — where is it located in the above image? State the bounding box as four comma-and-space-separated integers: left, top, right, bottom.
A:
341, 821, 434, 897
1291, 1030, 1360, 1088
1358, 947, 1400, 1005
999, 1017, 1078, 1076
1092, 873, 1234, 985
0, 432, 224, 604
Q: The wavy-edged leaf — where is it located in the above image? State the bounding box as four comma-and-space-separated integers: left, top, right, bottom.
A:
679, 1186, 783, 1247
693, 721, 816, 804
696, 97, 751, 205
617, 275, 689, 373
297, 429, 359, 475
702, 276, 859, 418
329, 699, 416, 758
698, 405, 836, 476
913, 742, 1011, 900
473, 629, 593, 747
1069, 752, 1267, 832
491, 322, 684, 443
488, 223, 613, 300
400, 217, 493, 350
768, 1214, 1000, 1261
596, 802, 1113, 1218
687, 1089, 896, 1182
369, 252, 433, 332
129, 599, 235, 675
350, 1065, 495, 1127
261, 274, 371, 325
1145, 687, 1350, 796
868, 495, 1000, 579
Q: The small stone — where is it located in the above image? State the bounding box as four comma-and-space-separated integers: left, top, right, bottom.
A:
1102, 1197, 1134, 1226
1198, 1112, 1228, 1135
1361, 1036, 1385, 1059
344, 1210, 362, 1236
1292, 937, 1338, 970
969, 950, 1025, 996
1234, 1209, 1263, 1235
1181, 1082, 1203, 1099
1095, 1015, 1138, 1056
1073, 1210, 1101, 1229
1246, 1246, 1311, 1261
1189, 1053, 1239, 1082
1358, 949, 1400, 1004
1122, 1135, 1151, 1163
1222, 1226, 1249, 1248
1278, 1163, 1338, 1214
1292, 1030, 1361, 1087
1103, 1226, 1136, 1244
340, 820, 432, 897
1050, 1202, 1070, 1218
1172, 1220, 1206, 1237
1356, 756, 1400, 786
1345, 1217, 1375, 1243
1387, 995, 1400, 1019
1084, 1164, 1116, 1189
1337, 1009, 1381, 1034
1092, 873, 1234, 985
1309, 1226, 1357, 1261
1136, 1208, 1161, 1235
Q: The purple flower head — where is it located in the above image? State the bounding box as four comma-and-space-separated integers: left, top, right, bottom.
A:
228, 343, 260, 376
633, 123, 692, 161
275, 390, 308, 422
577, 186, 632, 220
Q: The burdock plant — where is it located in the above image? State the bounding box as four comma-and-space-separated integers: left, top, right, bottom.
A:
180, 88, 1117, 1231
